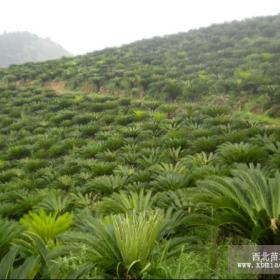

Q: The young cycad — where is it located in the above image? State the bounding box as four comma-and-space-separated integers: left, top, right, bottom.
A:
34, 196, 72, 215
20, 209, 74, 244
96, 189, 154, 215
217, 142, 268, 165
184, 169, 280, 245
0, 218, 23, 260
112, 210, 163, 267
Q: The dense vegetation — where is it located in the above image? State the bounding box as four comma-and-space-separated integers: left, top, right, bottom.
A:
0, 32, 71, 68
1, 14, 280, 279
0, 84, 280, 279
1, 15, 280, 117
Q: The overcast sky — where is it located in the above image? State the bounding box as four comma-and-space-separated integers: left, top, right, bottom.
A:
0, 0, 280, 55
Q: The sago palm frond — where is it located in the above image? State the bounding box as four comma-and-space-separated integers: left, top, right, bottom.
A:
85, 175, 129, 195
144, 101, 161, 111
69, 192, 98, 209
180, 152, 215, 170
137, 147, 164, 167
0, 218, 23, 260
95, 149, 120, 162
151, 172, 191, 192
162, 147, 188, 164
162, 137, 188, 149
34, 196, 72, 215
91, 162, 117, 176
73, 212, 122, 263
0, 203, 19, 218
119, 126, 141, 138
116, 152, 140, 166
191, 136, 220, 153
105, 134, 124, 151
113, 165, 135, 176
132, 109, 147, 121
13, 231, 93, 279
0, 247, 40, 280
217, 142, 268, 165
20, 209, 74, 243
150, 162, 187, 174
191, 165, 232, 181
112, 210, 163, 267
184, 169, 280, 245
81, 144, 102, 159
96, 189, 154, 215
202, 105, 230, 117
191, 128, 216, 138
153, 189, 193, 211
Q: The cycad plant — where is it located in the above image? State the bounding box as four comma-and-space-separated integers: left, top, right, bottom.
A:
202, 105, 230, 117
6, 145, 30, 160
119, 126, 141, 138
159, 104, 178, 119
137, 147, 164, 167
34, 196, 72, 215
0, 247, 40, 280
63, 210, 163, 277
132, 109, 146, 121
95, 149, 120, 162
162, 147, 188, 165
217, 142, 268, 165
185, 169, 280, 245
153, 189, 191, 211
117, 151, 140, 166
51, 175, 75, 192
80, 124, 100, 137
266, 141, 280, 170
105, 135, 124, 151
191, 165, 232, 181
85, 175, 129, 195
81, 143, 102, 159
20, 209, 74, 244
162, 137, 188, 149
91, 162, 117, 176
191, 136, 220, 154
12, 231, 94, 279
96, 189, 154, 215
59, 209, 199, 278
112, 211, 163, 268
151, 172, 191, 192
151, 112, 166, 123
144, 101, 161, 111
0, 218, 23, 260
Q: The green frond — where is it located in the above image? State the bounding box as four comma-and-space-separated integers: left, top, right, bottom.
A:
217, 142, 268, 165
34, 196, 72, 215
96, 189, 154, 215
20, 209, 74, 243
0, 218, 23, 260
85, 175, 129, 195
112, 210, 163, 266
189, 169, 280, 244
0, 246, 40, 280
153, 189, 193, 212
151, 172, 191, 192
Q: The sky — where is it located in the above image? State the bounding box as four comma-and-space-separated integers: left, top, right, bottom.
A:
0, 0, 280, 56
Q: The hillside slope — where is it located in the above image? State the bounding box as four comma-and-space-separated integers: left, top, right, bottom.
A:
1, 15, 280, 116
0, 31, 72, 68
0, 85, 280, 278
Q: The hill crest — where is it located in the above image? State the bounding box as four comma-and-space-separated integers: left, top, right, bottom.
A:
0, 31, 72, 68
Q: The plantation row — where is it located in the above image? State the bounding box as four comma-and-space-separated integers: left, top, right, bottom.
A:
0, 85, 280, 278
2, 15, 280, 117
